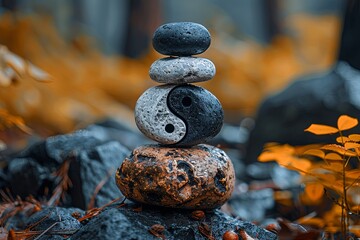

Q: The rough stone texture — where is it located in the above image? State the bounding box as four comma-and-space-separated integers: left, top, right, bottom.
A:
229, 188, 274, 222
168, 84, 223, 146
135, 85, 187, 145
149, 57, 215, 84
152, 22, 211, 56
22, 207, 84, 240
116, 144, 235, 209
19, 129, 105, 166
70, 203, 276, 240
4, 206, 81, 239
246, 62, 360, 164
4, 123, 132, 209
8, 158, 50, 198
87, 118, 152, 150
69, 141, 128, 209
4, 203, 277, 240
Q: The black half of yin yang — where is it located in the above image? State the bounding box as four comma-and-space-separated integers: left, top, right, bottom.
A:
167, 84, 224, 146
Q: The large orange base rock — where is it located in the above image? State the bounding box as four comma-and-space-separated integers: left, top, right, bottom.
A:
115, 144, 235, 209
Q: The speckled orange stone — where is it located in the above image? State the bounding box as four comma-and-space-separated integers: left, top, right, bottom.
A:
116, 144, 235, 209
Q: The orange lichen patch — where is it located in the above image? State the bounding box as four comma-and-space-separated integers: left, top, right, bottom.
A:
116, 144, 235, 209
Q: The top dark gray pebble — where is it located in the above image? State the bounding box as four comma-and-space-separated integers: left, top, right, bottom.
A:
152, 22, 211, 56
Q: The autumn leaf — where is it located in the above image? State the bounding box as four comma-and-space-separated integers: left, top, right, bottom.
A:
0, 70, 12, 86
0, 109, 32, 134
4, 52, 26, 76
287, 158, 312, 173
258, 144, 295, 162
305, 171, 343, 193
320, 162, 343, 173
348, 134, 360, 142
321, 144, 357, 157
337, 115, 358, 131
345, 169, 360, 180
344, 142, 360, 150
336, 136, 350, 144
304, 124, 338, 135
324, 153, 343, 161
303, 149, 325, 159
26, 61, 52, 82
304, 183, 324, 202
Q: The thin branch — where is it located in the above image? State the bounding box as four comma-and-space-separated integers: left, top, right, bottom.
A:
87, 168, 114, 210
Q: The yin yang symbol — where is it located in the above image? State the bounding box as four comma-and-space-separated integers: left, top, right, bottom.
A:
135, 84, 223, 146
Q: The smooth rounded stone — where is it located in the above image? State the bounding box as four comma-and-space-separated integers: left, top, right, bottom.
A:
116, 144, 235, 209
149, 57, 215, 84
135, 84, 223, 146
152, 22, 211, 56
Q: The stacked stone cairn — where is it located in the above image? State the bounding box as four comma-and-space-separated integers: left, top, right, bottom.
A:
116, 22, 235, 209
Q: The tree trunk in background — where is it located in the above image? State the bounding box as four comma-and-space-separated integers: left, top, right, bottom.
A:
338, 0, 360, 69
123, 0, 162, 58
1, 0, 16, 10
262, 0, 279, 43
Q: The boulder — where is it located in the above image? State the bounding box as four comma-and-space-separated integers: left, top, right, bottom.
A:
246, 62, 360, 164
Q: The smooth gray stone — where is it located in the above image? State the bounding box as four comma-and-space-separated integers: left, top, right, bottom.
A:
152, 22, 211, 56
135, 85, 187, 145
149, 57, 215, 84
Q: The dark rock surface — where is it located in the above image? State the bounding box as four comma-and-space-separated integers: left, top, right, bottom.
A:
5, 203, 276, 240
245, 62, 360, 164
1, 118, 275, 239
152, 22, 211, 56
69, 141, 128, 209
3, 120, 134, 209
25, 207, 84, 240
168, 84, 224, 146
70, 203, 276, 240
6, 207, 84, 240
8, 158, 50, 197
229, 188, 274, 222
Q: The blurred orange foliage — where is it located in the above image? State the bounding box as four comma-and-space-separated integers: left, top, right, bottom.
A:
259, 115, 360, 237
0, 12, 341, 135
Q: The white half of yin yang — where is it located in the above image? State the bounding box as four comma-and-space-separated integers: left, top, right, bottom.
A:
135, 85, 186, 144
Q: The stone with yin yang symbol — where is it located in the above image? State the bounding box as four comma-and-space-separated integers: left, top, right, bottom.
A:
135, 84, 223, 147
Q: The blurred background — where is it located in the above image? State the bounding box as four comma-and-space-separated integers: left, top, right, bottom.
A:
0, 0, 347, 154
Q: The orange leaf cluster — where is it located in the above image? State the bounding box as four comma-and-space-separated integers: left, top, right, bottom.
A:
305, 115, 358, 135
258, 115, 360, 236
0, 109, 31, 134
0, 45, 51, 87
